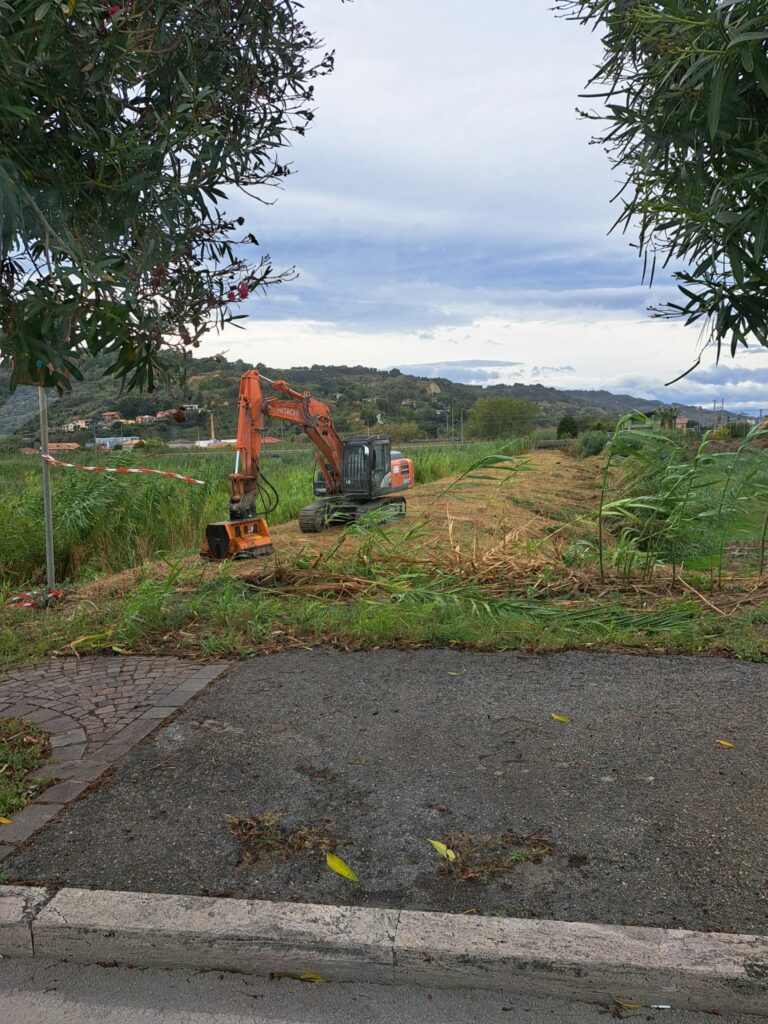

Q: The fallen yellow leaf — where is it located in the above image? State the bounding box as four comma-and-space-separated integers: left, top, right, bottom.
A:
447, 672, 461, 677
611, 997, 644, 1009
715, 739, 735, 748
270, 971, 325, 982
326, 852, 359, 882
0, 816, 11, 825
428, 839, 457, 861
550, 713, 571, 723
461, 907, 478, 915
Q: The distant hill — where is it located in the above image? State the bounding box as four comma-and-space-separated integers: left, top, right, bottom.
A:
0, 353, 719, 444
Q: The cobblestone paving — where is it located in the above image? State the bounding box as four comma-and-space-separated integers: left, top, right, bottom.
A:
0, 657, 228, 856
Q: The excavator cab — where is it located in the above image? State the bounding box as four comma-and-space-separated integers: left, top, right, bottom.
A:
314, 438, 412, 499
341, 436, 390, 497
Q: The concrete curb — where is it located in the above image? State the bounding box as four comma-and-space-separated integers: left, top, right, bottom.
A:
1, 886, 768, 1013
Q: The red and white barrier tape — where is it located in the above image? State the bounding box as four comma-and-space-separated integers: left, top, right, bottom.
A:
41, 454, 205, 485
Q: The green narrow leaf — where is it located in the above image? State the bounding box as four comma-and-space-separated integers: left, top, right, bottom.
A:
708, 63, 727, 139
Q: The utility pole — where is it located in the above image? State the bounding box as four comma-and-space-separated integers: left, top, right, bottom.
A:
450, 406, 454, 442
460, 408, 464, 445
38, 387, 55, 592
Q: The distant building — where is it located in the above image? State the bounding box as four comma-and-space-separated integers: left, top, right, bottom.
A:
100, 411, 120, 421
63, 419, 89, 432
400, 399, 418, 408
155, 409, 177, 420
675, 417, 689, 430
135, 415, 157, 424
22, 442, 80, 454
194, 439, 237, 449
86, 436, 140, 450
182, 403, 200, 413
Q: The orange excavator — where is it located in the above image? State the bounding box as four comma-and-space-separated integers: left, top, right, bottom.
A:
201, 369, 414, 559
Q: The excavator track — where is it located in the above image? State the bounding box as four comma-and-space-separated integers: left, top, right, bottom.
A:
297, 501, 331, 533
298, 496, 406, 533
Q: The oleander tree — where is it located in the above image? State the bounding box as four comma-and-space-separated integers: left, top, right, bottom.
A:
0, 0, 333, 391
557, 1, 768, 370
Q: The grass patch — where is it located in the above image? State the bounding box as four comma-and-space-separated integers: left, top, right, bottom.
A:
1, 553, 767, 673
436, 830, 552, 883
226, 812, 341, 871
0, 718, 53, 817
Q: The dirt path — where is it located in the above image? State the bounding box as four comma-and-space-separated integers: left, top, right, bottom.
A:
77, 450, 599, 599
7, 648, 767, 935
265, 449, 598, 561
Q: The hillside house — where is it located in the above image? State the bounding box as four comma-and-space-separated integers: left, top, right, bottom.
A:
22, 442, 80, 454
100, 411, 120, 421
135, 415, 157, 424
63, 419, 89, 432
675, 417, 689, 430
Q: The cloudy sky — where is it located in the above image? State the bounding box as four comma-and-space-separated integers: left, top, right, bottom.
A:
205, 1, 768, 415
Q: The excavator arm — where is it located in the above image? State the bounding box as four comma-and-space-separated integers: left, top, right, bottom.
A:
227, 370, 344, 520
265, 379, 344, 495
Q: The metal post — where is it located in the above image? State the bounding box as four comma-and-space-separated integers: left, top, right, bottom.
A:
460, 408, 464, 445
38, 386, 55, 592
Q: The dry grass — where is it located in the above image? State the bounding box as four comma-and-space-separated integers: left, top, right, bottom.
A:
436, 829, 553, 884
226, 812, 340, 871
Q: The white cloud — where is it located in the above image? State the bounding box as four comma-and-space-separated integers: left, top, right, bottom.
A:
208, 313, 768, 405
202, 1, 767, 413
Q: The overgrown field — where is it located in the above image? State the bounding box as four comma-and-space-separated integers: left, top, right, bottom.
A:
1, 423, 767, 670
0, 440, 532, 588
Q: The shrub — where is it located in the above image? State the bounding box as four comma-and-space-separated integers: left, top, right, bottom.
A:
556, 415, 579, 439
579, 430, 609, 457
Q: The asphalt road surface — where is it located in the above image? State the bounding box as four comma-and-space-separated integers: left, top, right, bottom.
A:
6, 649, 767, 933
2, 959, 762, 1024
